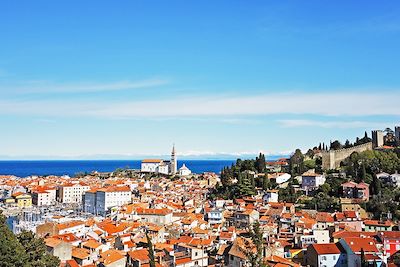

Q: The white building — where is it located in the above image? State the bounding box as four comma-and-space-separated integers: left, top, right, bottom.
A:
179, 164, 192, 176
137, 208, 173, 226
96, 186, 132, 216
263, 190, 279, 203
32, 189, 53, 206
57, 220, 86, 236
275, 173, 291, 184
306, 243, 345, 267
58, 182, 90, 204
83, 186, 132, 216
141, 145, 177, 175
302, 171, 326, 192
207, 209, 223, 225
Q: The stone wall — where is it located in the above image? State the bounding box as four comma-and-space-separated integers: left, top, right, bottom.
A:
321, 142, 373, 170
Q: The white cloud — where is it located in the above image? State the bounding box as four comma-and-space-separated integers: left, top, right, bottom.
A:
0, 91, 400, 118
278, 119, 395, 129
3, 78, 169, 94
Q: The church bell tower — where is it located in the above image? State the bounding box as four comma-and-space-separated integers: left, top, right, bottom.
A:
171, 144, 177, 175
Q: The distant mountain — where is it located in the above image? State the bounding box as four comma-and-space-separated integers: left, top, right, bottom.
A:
0, 153, 289, 161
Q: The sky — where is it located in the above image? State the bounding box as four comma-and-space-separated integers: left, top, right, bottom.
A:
0, 1, 400, 159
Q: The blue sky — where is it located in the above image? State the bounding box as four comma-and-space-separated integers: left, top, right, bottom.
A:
0, 1, 400, 159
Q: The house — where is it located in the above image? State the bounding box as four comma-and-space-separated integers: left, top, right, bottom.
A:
45, 237, 72, 261
137, 208, 173, 226
379, 231, 400, 260
85, 186, 132, 216
127, 248, 161, 267
234, 209, 259, 229
179, 164, 192, 176
268, 173, 291, 184
305, 243, 345, 267
12, 192, 32, 208
227, 237, 254, 267
57, 220, 86, 236
263, 190, 279, 203
32, 189, 52, 206
301, 171, 326, 193
364, 220, 393, 232
71, 247, 92, 266
99, 249, 127, 267
174, 243, 208, 267
341, 181, 370, 201
297, 229, 330, 249
58, 182, 90, 204
81, 239, 103, 255
339, 237, 384, 267
207, 208, 223, 225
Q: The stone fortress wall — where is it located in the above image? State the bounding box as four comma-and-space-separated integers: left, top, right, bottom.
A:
321, 142, 373, 170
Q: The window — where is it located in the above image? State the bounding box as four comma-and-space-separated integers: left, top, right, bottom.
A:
322, 256, 327, 261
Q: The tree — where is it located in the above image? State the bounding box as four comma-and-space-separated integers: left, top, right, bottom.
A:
370, 174, 382, 196
237, 172, 255, 197
344, 139, 352, 148
262, 175, 270, 190
16, 231, 60, 267
330, 140, 342, 150
255, 153, 266, 173
0, 212, 26, 267
289, 149, 304, 176
146, 232, 156, 267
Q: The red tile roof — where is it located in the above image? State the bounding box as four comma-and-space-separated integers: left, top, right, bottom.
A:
310, 243, 341, 255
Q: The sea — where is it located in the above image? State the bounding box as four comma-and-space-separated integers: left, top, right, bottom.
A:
0, 160, 237, 177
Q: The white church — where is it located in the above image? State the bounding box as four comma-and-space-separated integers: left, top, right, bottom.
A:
141, 145, 178, 175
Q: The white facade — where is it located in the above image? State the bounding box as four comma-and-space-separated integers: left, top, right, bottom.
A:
58, 222, 86, 236
207, 209, 223, 225
45, 188, 57, 204
59, 182, 90, 204
94, 187, 132, 216
275, 173, 291, 184
140, 145, 178, 175
179, 164, 192, 176
32, 191, 52, 206
159, 162, 170, 175
313, 229, 330, 244
316, 253, 342, 267
137, 209, 173, 226
141, 160, 162, 173
302, 174, 326, 190
263, 191, 279, 203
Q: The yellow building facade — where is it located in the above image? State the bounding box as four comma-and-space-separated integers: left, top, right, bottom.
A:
14, 193, 33, 208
